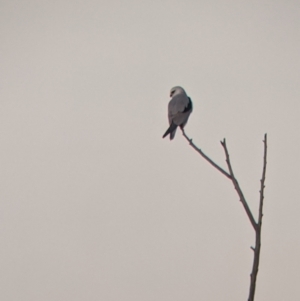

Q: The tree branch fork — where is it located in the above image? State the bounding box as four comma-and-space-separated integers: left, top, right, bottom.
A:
181, 129, 267, 301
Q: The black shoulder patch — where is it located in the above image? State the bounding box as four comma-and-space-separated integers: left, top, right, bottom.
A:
183, 97, 193, 113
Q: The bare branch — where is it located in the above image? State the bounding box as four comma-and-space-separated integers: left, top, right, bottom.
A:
180, 130, 268, 301
258, 134, 267, 227
181, 129, 231, 179
220, 139, 258, 230
247, 134, 267, 301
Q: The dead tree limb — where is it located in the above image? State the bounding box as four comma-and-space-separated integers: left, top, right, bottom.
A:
220, 139, 257, 230
247, 134, 267, 301
181, 130, 231, 179
181, 129, 267, 301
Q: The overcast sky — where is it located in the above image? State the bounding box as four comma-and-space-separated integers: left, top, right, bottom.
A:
1, 0, 300, 300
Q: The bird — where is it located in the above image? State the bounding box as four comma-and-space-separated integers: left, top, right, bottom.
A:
162, 86, 193, 140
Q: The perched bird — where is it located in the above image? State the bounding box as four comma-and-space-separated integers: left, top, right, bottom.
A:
162, 86, 193, 140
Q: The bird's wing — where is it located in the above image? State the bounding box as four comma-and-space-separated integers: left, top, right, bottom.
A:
168, 95, 192, 125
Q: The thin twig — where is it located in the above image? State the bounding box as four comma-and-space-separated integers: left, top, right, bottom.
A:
258, 133, 267, 227
181, 129, 231, 179
247, 134, 267, 301
220, 139, 258, 231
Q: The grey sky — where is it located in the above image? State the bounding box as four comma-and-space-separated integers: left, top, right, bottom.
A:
1, 0, 300, 300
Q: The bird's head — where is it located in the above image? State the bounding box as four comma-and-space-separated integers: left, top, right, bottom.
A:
170, 86, 186, 97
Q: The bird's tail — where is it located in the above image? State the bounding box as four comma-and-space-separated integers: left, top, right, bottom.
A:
162, 122, 178, 140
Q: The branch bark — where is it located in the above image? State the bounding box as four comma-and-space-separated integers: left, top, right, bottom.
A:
181, 129, 267, 301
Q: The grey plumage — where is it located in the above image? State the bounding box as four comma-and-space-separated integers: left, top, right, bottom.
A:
162, 86, 193, 140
